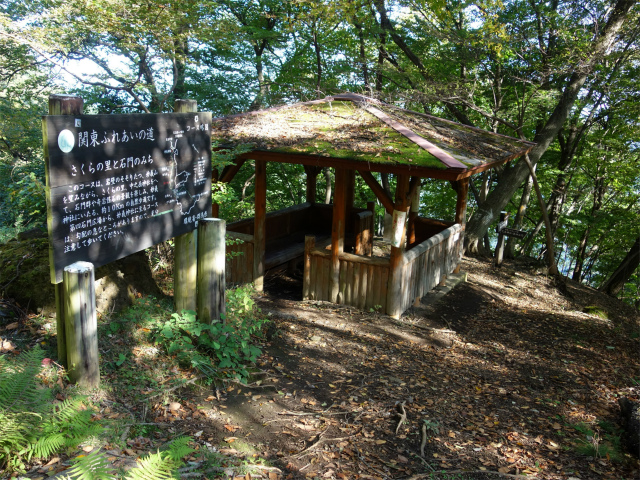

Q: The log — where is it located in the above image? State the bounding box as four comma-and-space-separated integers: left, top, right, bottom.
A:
64, 261, 99, 387
197, 218, 226, 324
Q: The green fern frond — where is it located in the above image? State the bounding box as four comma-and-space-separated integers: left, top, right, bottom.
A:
63, 450, 115, 480
125, 451, 177, 480
0, 347, 51, 413
28, 433, 68, 460
162, 436, 194, 462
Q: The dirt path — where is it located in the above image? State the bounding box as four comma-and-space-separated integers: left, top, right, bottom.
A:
156, 256, 639, 479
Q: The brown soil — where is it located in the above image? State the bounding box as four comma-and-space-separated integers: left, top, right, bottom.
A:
3, 255, 639, 480
151, 256, 640, 479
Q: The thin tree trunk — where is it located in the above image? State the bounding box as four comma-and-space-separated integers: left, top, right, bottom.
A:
324, 167, 332, 204
599, 235, 640, 296
464, 0, 636, 252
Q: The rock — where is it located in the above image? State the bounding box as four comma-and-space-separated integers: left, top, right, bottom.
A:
0, 237, 167, 315
619, 397, 640, 458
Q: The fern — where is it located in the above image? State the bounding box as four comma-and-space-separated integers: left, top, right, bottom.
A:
162, 436, 195, 462
62, 450, 115, 480
125, 452, 177, 480
0, 347, 102, 473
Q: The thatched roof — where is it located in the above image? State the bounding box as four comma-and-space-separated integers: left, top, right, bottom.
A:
211, 94, 535, 180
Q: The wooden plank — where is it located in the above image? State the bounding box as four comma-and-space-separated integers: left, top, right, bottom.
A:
359, 263, 368, 310
309, 253, 317, 300
174, 231, 197, 312
303, 236, 315, 300
380, 267, 389, 312
254, 159, 267, 291
345, 261, 353, 305
352, 262, 361, 308
330, 168, 347, 302
366, 265, 375, 310
219, 158, 247, 183
339, 260, 347, 304
338, 251, 391, 267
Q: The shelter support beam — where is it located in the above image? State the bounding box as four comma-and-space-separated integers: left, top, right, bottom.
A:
387, 174, 411, 318
254, 159, 267, 291
330, 168, 347, 302
220, 159, 247, 184
357, 170, 394, 214
408, 181, 421, 246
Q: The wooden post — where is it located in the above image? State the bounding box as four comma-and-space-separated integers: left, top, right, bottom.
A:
197, 218, 226, 324
63, 262, 99, 388
47, 94, 84, 367
303, 235, 315, 299
495, 211, 508, 267
211, 167, 220, 218
408, 182, 421, 247
387, 174, 411, 318
454, 177, 469, 273
304, 165, 321, 204
330, 168, 347, 302
254, 159, 267, 291
173, 99, 198, 312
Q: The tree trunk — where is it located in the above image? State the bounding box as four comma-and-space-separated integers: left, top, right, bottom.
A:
324, 167, 332, 204
506, 165, 535, 258
599, 235, 640, 297
464, 0, 636, 252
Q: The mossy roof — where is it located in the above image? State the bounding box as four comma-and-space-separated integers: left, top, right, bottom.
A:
211, 94, 535, 180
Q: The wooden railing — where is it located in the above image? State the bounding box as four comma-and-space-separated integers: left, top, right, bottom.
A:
303, 237, 390, 311
397, 223, 463, 314
303, 222, 463, 316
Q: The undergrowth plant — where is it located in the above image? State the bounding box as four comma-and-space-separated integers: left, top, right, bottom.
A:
153, 285, 269, 382
61, 436, 194, 480
0, 347, 102, 474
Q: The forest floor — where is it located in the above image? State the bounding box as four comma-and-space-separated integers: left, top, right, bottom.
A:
2, 255, 639, 480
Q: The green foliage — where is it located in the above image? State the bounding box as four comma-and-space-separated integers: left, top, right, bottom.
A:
151, 285, 268, 382
61, 436, 195, 480
0, 347, 101, 474
572, 421, 624, 462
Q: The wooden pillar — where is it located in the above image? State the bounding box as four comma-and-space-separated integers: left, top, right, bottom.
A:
345, 169, 356, 211
387, 174, 411, 318
47, 94, 84, 367
173, 99, 198, 312
303, 235, 315, 299
330, 168, 347, 302
64, 262, 99, 388
454, 177, 469, 273
304, 165, 321, 204
254, 159, 267, 291
197, 218, 226, 324
455, 177, 469, 227
408, 182, 421, 247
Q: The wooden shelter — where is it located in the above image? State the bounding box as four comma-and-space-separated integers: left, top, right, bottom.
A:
211, 94, 534, 318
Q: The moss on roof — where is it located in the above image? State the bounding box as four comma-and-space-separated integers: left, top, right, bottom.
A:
211, 96, 534, 172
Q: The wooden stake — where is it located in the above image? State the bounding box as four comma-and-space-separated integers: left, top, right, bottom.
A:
303, 235, 315, 299
197, 218, 226, 324
330, 168, 347, 302
47, 94, 84, 367
63, 261, 99, 388
254, 159, 267, 291
173, 99, 198, 312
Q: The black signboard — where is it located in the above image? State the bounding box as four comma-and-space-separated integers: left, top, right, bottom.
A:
44, 113, 212, 283
501, 227, 527, 239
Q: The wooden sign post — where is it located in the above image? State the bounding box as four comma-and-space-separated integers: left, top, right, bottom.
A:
197, 218, 226, 324
43, 95, 213, 385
